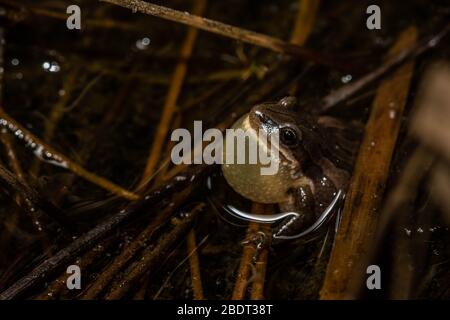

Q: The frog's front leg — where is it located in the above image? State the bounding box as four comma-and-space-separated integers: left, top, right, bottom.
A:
272, 186, 316, 241
239, 186, 315, 251
273, 189, 343, 242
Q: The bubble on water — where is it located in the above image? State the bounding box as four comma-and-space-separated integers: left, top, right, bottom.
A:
11, 58, 19, 66
136, 37, 151, 50
48, 65, 59, 73
428, 38, 438, 47
341, 74, 352, 83
42, 61, 60, 73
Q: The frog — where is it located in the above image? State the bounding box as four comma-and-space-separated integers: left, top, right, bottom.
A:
221, 96, 360, 243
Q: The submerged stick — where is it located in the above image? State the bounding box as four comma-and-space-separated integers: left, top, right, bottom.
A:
1, 132, 25, 182
0, 110, 139, 201
35, 238, 112, 300
0, 28, 49, 237
320, 26, 418, 299
81, 184, 198, 299
0, 163, 71, 230
99, 0, 338, 67
104, 203, 205, 300
0, 164, 209, 300
29, 68, 79, 177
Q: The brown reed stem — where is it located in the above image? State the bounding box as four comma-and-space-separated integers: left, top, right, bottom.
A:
81, 185, 198, 299
320, 26, 418, 299
0, 164, 209, 300
35, 239, 112, 300
0, 0, 138, 31
250, 235, 269, 300
138, 0, 207, 188
104, 203, 205, 300
29, 67, 79, 177
290, 0, 321, 45
231, 219, 260, 300
100, 0, 338, 68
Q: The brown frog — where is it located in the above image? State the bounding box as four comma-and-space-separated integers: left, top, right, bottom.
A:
221, 96, 360, 242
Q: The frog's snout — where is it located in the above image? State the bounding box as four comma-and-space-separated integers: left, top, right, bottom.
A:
253, 109, 277, 128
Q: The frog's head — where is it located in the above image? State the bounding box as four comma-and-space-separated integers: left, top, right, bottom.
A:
248, 96, 306, 168
221, 97, 312, 204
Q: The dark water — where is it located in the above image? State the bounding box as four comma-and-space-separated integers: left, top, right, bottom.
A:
0, 0, 449, 300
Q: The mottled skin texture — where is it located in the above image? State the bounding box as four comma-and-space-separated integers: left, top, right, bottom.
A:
222, 96, 360, 239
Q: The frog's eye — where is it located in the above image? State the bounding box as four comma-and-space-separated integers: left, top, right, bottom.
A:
280, 127, 299, 146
